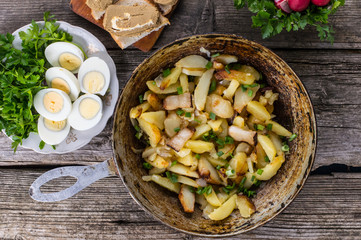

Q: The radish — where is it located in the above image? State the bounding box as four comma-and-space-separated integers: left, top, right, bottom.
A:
274, 0, 292, 13
288, 0, 310, 12
311, 0, 330, 6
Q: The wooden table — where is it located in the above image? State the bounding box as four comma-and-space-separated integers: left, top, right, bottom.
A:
1, 0, 361, 239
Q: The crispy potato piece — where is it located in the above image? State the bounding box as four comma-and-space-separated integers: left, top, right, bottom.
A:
234, 86, 259, 113
168, 163, 200, 178
129, 102, 151, 118
151, 174, 180, 194
243, 172, 256, 189
208, 194, 237, 221
179, 184, 196, 213
204, 187, 222, 207
212, 61, 224, 70
218, 119, 229, 138
236, 195, 256, 218
255, 155, 284, 180
182, 68, 205, 76
219, 144, 235, 160
266, 120, 292, 137
228, 125, 256, 145
207, 157, 228, 167
203, 204, 217, 218
194, 69, 214, 111
160, 67, 182, 90
269, 132, 283, 156
223, 80, 240, 101
146, 92, 163, 111
179, 73, 189, 93
215, 70, 255, 85
246, 101, 271, 121
235, 142, 253, 155
198, 157, 222, 184
257, 134, 277, 161
177, 152, 194, 166
205, 94, 234, 118
138, 118, 162, 147
256, 143, 268, 169
140, 111, 166, 130
229, 152, 248, 176
164, 112, 182, 138
207, 119, 223, 132
176, 55, 209, 69
185, 140, 214, 154
174, 148, 191, 158
147, 155, 169, 169
233, 116, 245, 128
239, 65, 261, 80
212, 54, 238, 65
149, 167, 166, 175
146, 81, 180, 94
178, 176, 199, 188
192, 124, 212, 140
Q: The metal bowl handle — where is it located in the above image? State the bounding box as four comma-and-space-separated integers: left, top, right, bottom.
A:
29, 159, 117, 202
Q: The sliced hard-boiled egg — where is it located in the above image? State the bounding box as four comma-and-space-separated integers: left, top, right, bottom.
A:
78, 57, 110, 96
34, 88, 72, 121
38, 116, 70, 145
45, 67, 80, 101
67, 94, 103, 131
45, 42, 84, 73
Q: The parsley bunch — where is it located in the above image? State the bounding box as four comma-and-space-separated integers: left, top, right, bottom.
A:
0, 12, 73, 152
234, 0, 345, 43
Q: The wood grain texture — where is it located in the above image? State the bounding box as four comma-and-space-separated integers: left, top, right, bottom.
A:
0, 168, 360, 239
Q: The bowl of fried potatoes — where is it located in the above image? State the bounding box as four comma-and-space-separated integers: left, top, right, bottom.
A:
112, 34, 317, 236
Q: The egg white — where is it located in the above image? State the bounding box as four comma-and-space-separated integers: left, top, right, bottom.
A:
38, 116, 71, 145
46, 67, 80, 101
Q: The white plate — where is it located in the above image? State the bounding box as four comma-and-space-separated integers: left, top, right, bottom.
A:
9, 21, 119, 154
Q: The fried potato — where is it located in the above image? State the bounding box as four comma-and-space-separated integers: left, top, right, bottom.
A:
179, 184, 196, 213
257, 134, 277, 161
208, 194, 237, 221
194, 69, 214, 111
140, 111, 166, 130
160, 67, 182, 90
246, 101, 271, 121
150, 174, 180, 194
129, 102, 151, 118
236, 195, 256, 218
138, 118, 162, 147
176, 55, 209, 69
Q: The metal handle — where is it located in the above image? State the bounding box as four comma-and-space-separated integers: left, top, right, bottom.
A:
29, 159, 117, 202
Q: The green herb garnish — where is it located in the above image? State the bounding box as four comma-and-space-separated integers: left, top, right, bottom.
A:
289, 133, 298, 141
185, 112, 192, 118
217, 151, 224, 157
206, 61, 213, 70
211, 53, 220, 58
139, 94, 144, 103
256, 169, 264, 175
163, 68, 171, 77
209, 112, 216, 120
174, 127, 180, 133
171, 160, 178, 167
225, 136, 234, 144
143, 162, 153, 170
177, 86, 183, 95
209, 79, 217, 93
166, 171, 178, 183
176, 109, 184, 116
266, 123, 273, 131
195, 153, 201, 160
39, 141, 45, 150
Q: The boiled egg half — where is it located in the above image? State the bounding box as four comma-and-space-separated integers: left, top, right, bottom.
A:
67, 94, 103, 131
38, 116, 70, 145
45, 42, 84, 73
78, 57, 110, 96
45, 67, 80, 101
34, 89, 72, 121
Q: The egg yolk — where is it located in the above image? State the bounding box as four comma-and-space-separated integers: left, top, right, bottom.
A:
79, 98, 100, 119
44, 118, 67, 132
59, 53, 82, 71
51, 78, 70, 94
43, 91, 64, 113
83, 71, 105, 94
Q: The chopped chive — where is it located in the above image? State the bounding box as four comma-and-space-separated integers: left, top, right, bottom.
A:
229, 153, 234, 158
222, 187, 230, 194
289, 133, 298, 141
143, 162, 153, 170
264, 156, 270, 163
216, 138, 225, 148
209, 79, 217, 93
254, 179, 262, 187
185, 112, 192, 118
251, 175, 256, 182
248, 89, 253, 97
241, 85, 247, 92
171, 160, 178, 167
51, 145, 56, 150
189, 186, 195, 193
194, 118, 201, 124
152, 81, 156, 85
256, 124, 265, 130
174, 127, 180, 133
163, 68, 171, 77
225, 136, 234, 144
166, 171, 178, 183
139, 94, 144, 103
211, 53, 220, 58
210, 112, 216, 120
135, 132, 142, 139
225, 65, 231, 74
230, 63, 241, 70
241, 177, 247, 185
225, 163, 230, 168
259, 83, 266, 88
217, 151, 224, 157
134, 125, 141, 132
177, 86, 183, 95
226, 169, 235, 177
282, 144, 290, 152
216, 165, 222, 170
176, 109, 184, 116
257, 169, 264, 175
195, 153, 201, 160
206, 186, 212, 195
266, 124, 273, 131
206, 61, 213, 70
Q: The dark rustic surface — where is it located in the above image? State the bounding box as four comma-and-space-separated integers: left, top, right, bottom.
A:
1, 0, 361, 239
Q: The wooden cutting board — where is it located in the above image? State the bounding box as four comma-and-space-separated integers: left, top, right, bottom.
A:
69, 0, 171, 52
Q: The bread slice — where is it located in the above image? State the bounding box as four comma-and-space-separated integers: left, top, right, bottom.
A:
107, 0, 170, 49
91, 9, 105, 20
154, 0, 178, 15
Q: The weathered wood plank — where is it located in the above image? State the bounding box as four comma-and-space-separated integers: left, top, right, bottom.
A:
1, 49, 361, 170
0, 168, 360, 239
0, 0, 360, 50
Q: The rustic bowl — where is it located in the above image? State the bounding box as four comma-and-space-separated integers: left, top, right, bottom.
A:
112, 34, 317, 237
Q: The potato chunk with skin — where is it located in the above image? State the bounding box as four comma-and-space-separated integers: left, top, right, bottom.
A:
236, 195, 256, 218
205, 94, 234, 119
255, 155, 284, 181
140, 111, 166, 130
160, 67, 182, 90
228, 125, 256, 145
129, 102, 150, 118
179, 184, 196, 213
175, 55, 209, 69
151, 174, 180, 194
194, 69, 214, 111
164, 112, 182, 138
208, 194, 237, 221
246, 101, 271, 121
215, 70, 255, 85
138, 118, 161, 147
163, 93, 192, 110
185, 140, 214, 154
257, 134, 277, 161
198, 157, 221, 184
146, 92, 163, 111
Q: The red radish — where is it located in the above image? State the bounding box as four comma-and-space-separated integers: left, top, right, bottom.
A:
311, 0, 330, 6
288, 0, 310, 12
274, 0, 292, 13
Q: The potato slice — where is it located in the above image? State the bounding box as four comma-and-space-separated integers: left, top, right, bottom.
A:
168, 163, 200, 178
256, 143, 268, 169
234, 85, 259, 113
204, 187, 222, 207
215, 70, 255, 85
196, 194, 208, 210
182, 68, 205, 76
246, 101, 271, 121
229, 152, 248, 175
257, 135, 277, 161
218, 119, 229, 138
185, 140, 214, 154
205, 94, 234, 119
203, 204, 217, 218
167, 127, 195, 152
266, 120, 292, 137
255, 155, 284, 181
194, 69, 214, 111
151, 174, 180, 194
149, 167, 166, 175
207, 119, 223, 132
218, 189, 237, 204
233, 116, 245, 128
236, 195, 256, 218
192, 124, 212, 140
146, 93, 163, 111
212, 54, 238, 65
223, 80, 240, 101
198, 157, 222, 184
177, 175, 199, 188
164, 112, 182, 138
177, 152, 194, 166
175, 55, 209, 69
179, 184, 196, 213
147, 155, 169, 169
140, 111, 166, 130
138, 118, 161, 147
219, 144, 235, 160
179, 73, 189, 93
239, 65, 261, 80
228, 125, 256, 145
174, 148, 191, 158
160, 67, 182, 90
129, 102, 151, 118
208, 194, 237, 221
207, 157, 228, 167
269, 132, 283, 156
234, 142, 253, 155
146, 81, 180, 94
243, 172, 257, 189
